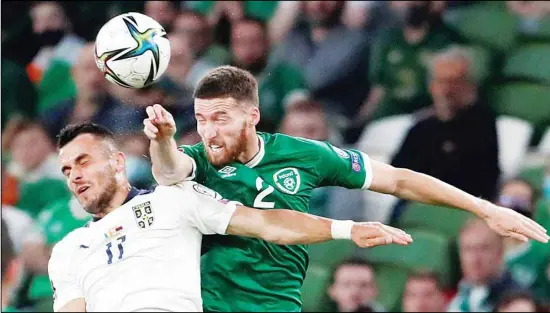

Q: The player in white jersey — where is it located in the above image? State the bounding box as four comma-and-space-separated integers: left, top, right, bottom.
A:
48, 123, 413, 312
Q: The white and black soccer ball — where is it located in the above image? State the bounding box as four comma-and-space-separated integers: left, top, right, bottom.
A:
94, 12, 170, 89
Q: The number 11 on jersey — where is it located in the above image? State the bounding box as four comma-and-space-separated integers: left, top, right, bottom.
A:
106, 235, 126, 264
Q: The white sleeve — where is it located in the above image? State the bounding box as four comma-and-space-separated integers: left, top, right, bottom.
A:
177, 182, 237, 235
48, 241, 83, 312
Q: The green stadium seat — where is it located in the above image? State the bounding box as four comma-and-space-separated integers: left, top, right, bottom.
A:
397, 202, 475, 239
488, 83, 550, 134
502, 44, 550, 84
519, 165, 546, 194
359, 229, 455, 287
372, 264, 410, 311
301, 264, 331, 312
307, 240, 357, 268
465, 45, 494, 84
444, 3, 518, 53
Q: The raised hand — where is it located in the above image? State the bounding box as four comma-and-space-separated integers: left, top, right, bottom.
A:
143, 104, 177, 141
351, 222, 413, 248
482, 203, 549, 243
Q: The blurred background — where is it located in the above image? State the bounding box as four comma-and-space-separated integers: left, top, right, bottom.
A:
1, 0, 550, 312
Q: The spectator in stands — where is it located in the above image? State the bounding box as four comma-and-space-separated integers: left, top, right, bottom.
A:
231, 17, 308, 131
5, 119, 62, 183
390, 46, 499, 223
355, 1, 461, 129
4, 119, 71, 218
402, 271, 447, 312
272, 1, 370, 132
1, 58, 38, 131
507, 1, 550, 36
159, 32, 211, 98
494, 290, 540, 312
1, 218, 20, 312
447, 218, 522, 312
279, 99, 364, 220
28, 1, 84, 84
327, 258, 385, 312
40, 43, 143, 141
497, 178, 550, 303
173, 10, 231, 66
144, 1, 179, 33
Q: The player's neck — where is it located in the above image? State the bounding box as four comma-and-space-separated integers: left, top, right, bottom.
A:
237, 131, 260, 164
94, 183, 132, 219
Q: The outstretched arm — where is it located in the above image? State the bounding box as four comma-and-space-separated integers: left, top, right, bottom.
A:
368, 160, 549, 243
226, 205, 413, 247
144, 104, 194, 185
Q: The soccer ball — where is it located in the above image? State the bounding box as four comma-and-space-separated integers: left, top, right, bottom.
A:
94, 12, 170, 88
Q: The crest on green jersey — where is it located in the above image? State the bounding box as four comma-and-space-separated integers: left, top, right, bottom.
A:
273, 168, 301, 195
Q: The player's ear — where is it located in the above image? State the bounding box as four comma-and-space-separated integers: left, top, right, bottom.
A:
249, 106, 260, 127
114, 151, 126, 173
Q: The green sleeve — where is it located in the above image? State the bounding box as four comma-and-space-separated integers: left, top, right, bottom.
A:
177, 143, 208, 184
301, 139, 372, 189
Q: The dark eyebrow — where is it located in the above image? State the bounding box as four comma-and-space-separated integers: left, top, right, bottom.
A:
61, 153, 89, 175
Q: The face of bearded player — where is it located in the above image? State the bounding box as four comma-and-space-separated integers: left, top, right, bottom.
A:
194, 97, 258, 167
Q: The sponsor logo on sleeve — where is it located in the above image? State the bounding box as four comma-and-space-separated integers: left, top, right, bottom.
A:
350, 151, 362, 172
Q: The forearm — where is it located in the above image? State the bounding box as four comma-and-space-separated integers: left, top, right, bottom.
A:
149, 138, 193, 185
392, 168, 489, 217
226, 207, 337, 245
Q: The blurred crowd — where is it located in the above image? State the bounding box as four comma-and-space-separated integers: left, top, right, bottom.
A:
1, 1, 550, 312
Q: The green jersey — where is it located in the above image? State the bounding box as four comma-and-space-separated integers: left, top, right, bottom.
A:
180, 132, 372, 311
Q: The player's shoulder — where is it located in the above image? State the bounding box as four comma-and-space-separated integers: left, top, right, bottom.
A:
157, 181, 224, 201
49, 227, 88, 264
262, 132, 335, 154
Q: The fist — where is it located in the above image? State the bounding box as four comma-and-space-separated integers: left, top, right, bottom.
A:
351, 222, 413, 248
143, 104, 177, 142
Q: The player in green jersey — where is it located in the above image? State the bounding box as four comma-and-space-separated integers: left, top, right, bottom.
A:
143, 66, 549, 312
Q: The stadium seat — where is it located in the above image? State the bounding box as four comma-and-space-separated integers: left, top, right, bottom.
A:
301, 264, 331, 312
489, 83, 550, 134
444, 3, 517, 53
358, 229, 455, 287
356, 114, 414, 164
465, 45, 493, 84
372, 264, 410, 311
502, 44, 550, 84
538, 127, 550, 155
519, 165, 546, 193
496, 116, 534, 178
397, 203, 475, 239
307, 240, 357, 268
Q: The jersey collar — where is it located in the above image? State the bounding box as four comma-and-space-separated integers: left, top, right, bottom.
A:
90, 186, 156, 222
245, 135, 265, 168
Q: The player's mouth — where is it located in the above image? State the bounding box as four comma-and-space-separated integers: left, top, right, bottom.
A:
76, 185, 90, 196
208, 144, 224, 154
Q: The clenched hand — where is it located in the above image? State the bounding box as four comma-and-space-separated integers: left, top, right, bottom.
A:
143, 104, 177, 141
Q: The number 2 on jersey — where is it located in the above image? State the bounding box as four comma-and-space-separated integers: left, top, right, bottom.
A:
254, 177, 275, 209
106, 235, 126, 264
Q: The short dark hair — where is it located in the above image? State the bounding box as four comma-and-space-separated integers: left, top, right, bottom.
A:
494, 290, 539, 312
1, 218, 16, 279
329, 257, 374, 284
406, 270, 443, 290
233, 16, 267, 34
193, 66, 259, 106
57, 122, 116, 149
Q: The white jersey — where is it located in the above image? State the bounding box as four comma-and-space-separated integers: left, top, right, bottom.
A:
48, 181, 237, 312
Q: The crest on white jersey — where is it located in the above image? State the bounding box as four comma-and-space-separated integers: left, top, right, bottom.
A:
273, 167, 301, 195
133, 201, 154, 229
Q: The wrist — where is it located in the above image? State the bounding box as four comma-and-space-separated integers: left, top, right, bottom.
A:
331, 220, 355, 240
